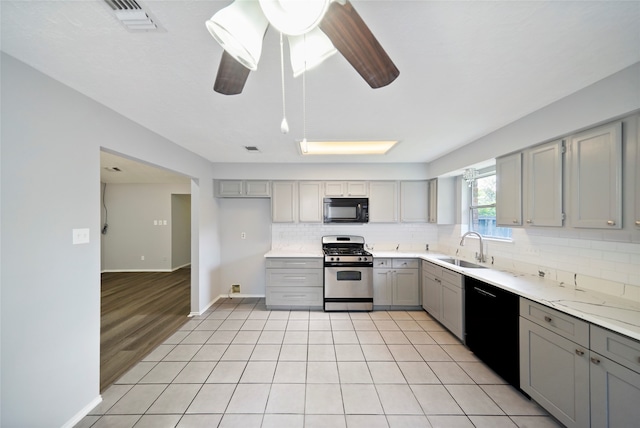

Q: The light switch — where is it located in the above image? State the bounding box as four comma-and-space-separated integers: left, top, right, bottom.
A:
163, 220, 167, 225
154, 220, 158, 226
72, 228, 90, 245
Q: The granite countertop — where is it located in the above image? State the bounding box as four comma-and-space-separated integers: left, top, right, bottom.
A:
265, 249, 640, 341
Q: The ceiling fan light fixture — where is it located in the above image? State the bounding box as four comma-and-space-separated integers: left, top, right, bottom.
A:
298, 140, 398, 155
206, 0, 269, 71
259, 0, 331, 36
288, 28, 337, 77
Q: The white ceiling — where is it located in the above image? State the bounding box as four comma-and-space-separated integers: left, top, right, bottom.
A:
2, 0, 639, 166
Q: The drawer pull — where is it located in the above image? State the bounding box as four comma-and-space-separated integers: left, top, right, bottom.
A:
283, 294, 305, 299
544, 316, 553, 323
591, 357, 601, 365
607, 220, 615, 226
284, 276, 308, 281
575, 349, 585, 356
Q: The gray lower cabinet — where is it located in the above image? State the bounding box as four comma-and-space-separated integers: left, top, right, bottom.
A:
265, 258, 323, 309
373, 258, 420, 308
421, 260, 464, 340
519, 299, 591, 428
590, 325, 640, 428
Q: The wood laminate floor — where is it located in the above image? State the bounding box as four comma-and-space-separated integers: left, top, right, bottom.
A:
100, 268, 191, 391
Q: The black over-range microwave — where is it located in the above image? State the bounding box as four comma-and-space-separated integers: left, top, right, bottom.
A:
323, 198, 369, 224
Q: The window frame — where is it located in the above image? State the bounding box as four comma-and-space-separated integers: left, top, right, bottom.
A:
467, 170, 512, 241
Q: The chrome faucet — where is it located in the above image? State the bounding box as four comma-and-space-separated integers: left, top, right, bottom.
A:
460, 231, 485, 263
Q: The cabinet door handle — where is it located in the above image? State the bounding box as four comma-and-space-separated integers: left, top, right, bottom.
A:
607, 220, 616, 226
635, 220, 640, 226
575, 349, 585, 356
512, 219, 519, 224
591, 357, 601, 365
526, 219, 532, 224
544, 316, 553, 323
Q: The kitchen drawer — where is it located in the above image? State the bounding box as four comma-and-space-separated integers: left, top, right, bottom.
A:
374, 258, 391, 268
266, 286, 323, 307
392, 258, 419, 269
520, 298, 589, 347
441, 268, 463, 288
591, 325, 640, 373
422, 260, 440, 276
266, 258, 323, 269
266, 269, 323, 287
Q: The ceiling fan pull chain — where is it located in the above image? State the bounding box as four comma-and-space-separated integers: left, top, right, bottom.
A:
302, 33, 308, 153
280, 32, 289, 134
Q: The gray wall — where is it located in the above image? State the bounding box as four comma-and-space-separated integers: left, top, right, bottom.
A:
1, 53, 221, 427
101, 182, 191, 271
428, 62, 640, 176
172, 194, 192, 270
218, 198, 272, 296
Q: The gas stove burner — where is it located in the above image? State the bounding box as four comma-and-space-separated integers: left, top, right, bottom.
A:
324, 248, 371, 256
322, 235, 373, 266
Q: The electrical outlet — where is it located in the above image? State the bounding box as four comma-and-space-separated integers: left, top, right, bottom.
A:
241, 232, 246, 239
231, 284, 241, 293
141, 255, 145, 261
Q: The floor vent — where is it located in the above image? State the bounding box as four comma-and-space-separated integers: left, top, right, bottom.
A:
104, 0, 161, 32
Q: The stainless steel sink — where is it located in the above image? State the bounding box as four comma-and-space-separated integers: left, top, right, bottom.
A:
438, 258, 487, 269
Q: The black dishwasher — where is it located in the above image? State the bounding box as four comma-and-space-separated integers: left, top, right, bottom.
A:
464, 276, 520, 388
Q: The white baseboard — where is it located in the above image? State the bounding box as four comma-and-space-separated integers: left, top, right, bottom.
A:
101, 264, 190, 274
171, 263, 191, 271
188, 294, 265, 317
61, 395, 102, 428
101, 268, 173, 273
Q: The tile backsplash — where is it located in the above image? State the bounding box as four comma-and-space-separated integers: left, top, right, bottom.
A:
437, 225, 640, 303
271, 223, 438, 252
272, 223, 639, 303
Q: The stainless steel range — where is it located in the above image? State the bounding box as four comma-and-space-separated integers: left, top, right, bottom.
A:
322, 235, 374, 311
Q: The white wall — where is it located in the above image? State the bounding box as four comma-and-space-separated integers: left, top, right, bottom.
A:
218, 199, 272, 296
101, 182, 190, 271
0, 54, 221, 428
211, 162, 430, 180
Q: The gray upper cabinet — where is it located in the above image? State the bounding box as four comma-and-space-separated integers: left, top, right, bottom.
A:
568, 121, 622, 229
635, 117, 640, 229
215, 180, 271, 197
400, 181, 428, 222
523, 139, 564, 227
271, 181, 297, 223
324, 181, 368, 197
496, 152, 523, 227
428, 177, 455, 224
298, 181, 323, 223
369, 181, 398, 223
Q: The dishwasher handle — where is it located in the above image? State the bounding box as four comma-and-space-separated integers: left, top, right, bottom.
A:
473, 286, 497, 298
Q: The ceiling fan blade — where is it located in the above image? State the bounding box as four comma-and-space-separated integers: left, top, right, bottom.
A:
214, 50, 251, 95
319, 0, 399, 89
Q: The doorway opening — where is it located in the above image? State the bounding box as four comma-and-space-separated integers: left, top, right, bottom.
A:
99, 150, 193, 391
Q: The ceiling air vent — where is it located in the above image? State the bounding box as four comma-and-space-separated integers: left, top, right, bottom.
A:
244, 146, 261, 153
104, 0, 161, 32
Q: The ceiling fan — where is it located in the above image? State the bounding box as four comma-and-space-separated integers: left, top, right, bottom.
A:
206, 0, 400, 95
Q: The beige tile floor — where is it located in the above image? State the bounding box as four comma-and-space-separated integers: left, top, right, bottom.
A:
77, 298, 562, 428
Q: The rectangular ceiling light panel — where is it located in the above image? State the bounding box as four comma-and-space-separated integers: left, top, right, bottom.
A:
299, 140, 398, 155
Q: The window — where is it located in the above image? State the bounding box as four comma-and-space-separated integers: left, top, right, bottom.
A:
469, 172, 512, 240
